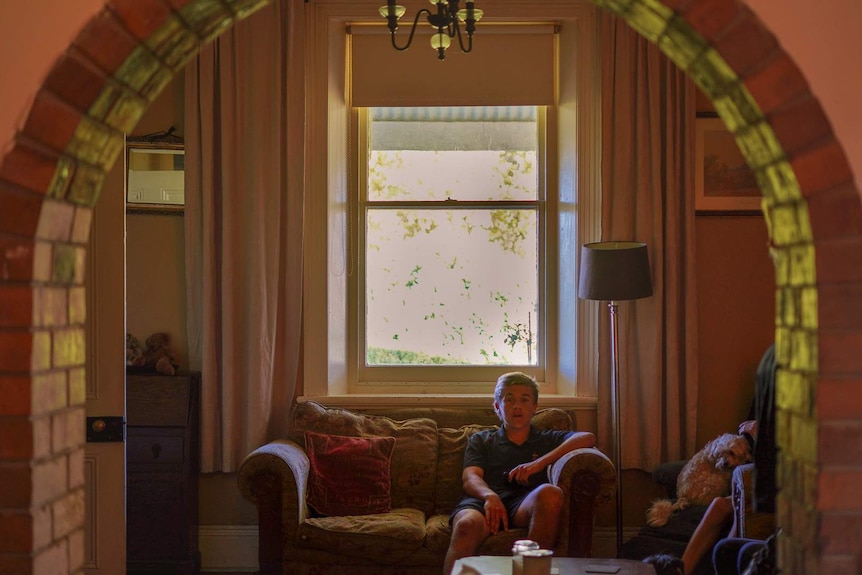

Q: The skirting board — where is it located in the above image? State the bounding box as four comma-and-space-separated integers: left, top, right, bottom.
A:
198, 525, 259, 572
197, 524, 637, 571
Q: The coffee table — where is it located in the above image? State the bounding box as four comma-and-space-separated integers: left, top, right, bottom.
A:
453, 555, 654, 575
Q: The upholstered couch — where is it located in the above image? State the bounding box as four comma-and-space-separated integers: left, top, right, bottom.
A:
237, 400, 616, 575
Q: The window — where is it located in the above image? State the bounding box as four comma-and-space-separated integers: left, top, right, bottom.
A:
303, 2, 601, 403
355, 106, 547, 389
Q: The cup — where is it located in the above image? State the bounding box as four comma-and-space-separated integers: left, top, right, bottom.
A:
511, 540, 539, 575
521, 549, 553, 575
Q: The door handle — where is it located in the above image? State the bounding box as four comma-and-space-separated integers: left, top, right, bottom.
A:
86, 416, 125, 442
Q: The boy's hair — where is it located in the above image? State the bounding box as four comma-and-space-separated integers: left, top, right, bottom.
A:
494, 371, 539, 404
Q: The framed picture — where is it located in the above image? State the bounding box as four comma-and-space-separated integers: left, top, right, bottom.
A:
695, 117, 762, 214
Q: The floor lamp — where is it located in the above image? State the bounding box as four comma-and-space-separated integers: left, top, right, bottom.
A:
578, 241, 653, 554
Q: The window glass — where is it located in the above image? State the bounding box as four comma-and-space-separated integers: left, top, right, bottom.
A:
362, 106, 541, 369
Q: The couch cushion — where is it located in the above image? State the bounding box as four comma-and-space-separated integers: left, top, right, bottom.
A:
305, 432, 396, 516
298, 507, 427, 562
289, 401, 439, 515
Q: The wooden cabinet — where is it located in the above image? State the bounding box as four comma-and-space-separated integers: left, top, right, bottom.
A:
126, 372, 201, 575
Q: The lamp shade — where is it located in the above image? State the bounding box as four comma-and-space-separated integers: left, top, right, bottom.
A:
578, 241, 653, 302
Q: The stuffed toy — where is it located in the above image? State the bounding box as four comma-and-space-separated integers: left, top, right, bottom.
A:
142, 332, 180, 375
126, 334, 145, 367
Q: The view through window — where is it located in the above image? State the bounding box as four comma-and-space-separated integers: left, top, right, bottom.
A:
362, 106, 542, 368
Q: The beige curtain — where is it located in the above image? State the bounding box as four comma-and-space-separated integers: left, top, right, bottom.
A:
599, 12, 698, 470
184, 0, 306, 472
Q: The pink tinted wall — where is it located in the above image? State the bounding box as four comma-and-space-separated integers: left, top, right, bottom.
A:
1, 0, 860, 190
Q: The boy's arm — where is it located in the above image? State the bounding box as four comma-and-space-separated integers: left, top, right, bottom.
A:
507, 431, 596, 485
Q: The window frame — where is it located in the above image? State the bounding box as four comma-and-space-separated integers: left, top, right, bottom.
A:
352, 106, 550, 392
302, 0, 602, 407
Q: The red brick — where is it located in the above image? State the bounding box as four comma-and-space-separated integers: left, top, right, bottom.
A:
817, 283, 862, 331
0, 331, 35, 372
679, 0, 742, 43
744, 52, 810, 116
819, 511, 862, 554
818, 469, 862, 511
73, 9, 140, 75
0, 184, 43, 238
819, 331, 862, 377
815, 236, 862, 285
22, 92, 82, 156
32, 371, 68, 416
0, 286, 33, 328
791, 139, 854, 198
714, 6, 778, 78
808, 183, 862, 242
0, 511, 34, 553
110, 0, 173, 42
819, 422, 862, 466
768, 96, 833, 157
660, 0, 695, 12
43, 51, 109, 114
0, 236, 35, 281
818, 378, 862, 422
0, 144, 58, 195
0, 462, 32, 507
0, 375, 31, 416
0, 417, 34, 459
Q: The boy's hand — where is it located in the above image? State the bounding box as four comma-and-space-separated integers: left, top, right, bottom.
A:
483, 493, 508, 533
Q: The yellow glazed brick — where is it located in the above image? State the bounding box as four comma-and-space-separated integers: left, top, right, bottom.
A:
789, 245, 816, 287
689, 49, 738, 101
626, 0, 672, 43
97, 133, 125, 175
790, 329, 817, 373
101, 85, 149, 134
68, 368, 86, 407
67, 116, 114, 169
176, 0, 235, 43
779, 288, 798, 328
658, 16, 708, 70
735, 123, 782, 170
52, 329, 85, 368
776, 369, 807, 413
800, 287, 818, 329
31, 331, 52, 371
145, 16, 200, 70
115, 46, 164, 95
756, 161, 800, 205
772, 250, 790, 287
716, 84, 764, 133
591, 0, 637, 16
772, 203, 803, 246
47, 156, 74, 200
67, 164, 105, 207
790, 413, 817, 464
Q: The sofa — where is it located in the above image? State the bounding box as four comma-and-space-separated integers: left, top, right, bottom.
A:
618, 461, 775, 575
237, 400, 616, 575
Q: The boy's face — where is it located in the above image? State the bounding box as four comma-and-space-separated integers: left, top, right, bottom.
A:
494, 384, 538, 430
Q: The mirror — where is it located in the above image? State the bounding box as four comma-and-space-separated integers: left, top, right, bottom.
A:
126, 128, 185, 215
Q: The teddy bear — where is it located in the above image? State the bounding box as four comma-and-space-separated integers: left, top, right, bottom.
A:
142, 332, 180, 375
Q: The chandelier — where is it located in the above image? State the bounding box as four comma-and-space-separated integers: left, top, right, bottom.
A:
378, 0, 484, 61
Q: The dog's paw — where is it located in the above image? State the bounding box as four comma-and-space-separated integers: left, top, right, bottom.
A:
646, 499, 674, 527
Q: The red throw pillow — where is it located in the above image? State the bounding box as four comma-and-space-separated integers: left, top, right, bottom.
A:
305, 431, 396, 517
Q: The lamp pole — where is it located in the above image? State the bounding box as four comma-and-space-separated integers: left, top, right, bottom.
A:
609, 300, 623, 553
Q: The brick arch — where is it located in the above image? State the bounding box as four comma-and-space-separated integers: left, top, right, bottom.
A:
0, 0, 859, 573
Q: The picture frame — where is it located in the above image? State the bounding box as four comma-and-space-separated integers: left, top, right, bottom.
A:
125, 128, 185, 216
695, 117, 762, 214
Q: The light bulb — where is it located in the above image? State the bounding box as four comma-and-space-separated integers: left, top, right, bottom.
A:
430, 32, 451, 50
378, 4, 406, 19
457, 7, 483, 21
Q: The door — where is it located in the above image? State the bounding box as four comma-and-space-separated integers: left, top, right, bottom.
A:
83, 153, 127, 574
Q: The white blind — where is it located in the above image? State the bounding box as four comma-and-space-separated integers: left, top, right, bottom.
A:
350, 24, 557, 107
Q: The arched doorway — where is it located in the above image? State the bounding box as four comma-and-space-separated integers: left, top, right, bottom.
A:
0, 0, 859, 573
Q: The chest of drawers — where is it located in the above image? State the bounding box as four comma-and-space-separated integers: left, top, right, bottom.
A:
126, 372, 201, 575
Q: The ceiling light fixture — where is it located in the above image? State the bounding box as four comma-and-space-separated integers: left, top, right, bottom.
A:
379, 0, 483, 61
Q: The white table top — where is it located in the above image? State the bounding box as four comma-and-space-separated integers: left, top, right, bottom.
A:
453, 555, 655, 575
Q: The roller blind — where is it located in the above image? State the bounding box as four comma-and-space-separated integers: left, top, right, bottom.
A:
350, 24, 557, 107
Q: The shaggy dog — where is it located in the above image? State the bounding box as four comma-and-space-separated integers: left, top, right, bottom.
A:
647, 433, 753, 527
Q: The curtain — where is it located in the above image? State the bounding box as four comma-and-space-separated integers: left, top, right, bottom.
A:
598, 12, 698, 470
184, 0, 306, 472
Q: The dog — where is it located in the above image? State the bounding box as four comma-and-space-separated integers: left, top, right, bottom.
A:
643, 554, 685, 575
646, 432, 753, 527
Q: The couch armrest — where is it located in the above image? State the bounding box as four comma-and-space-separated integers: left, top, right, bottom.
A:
237, 439, 310, 575
548, 447, 616, 558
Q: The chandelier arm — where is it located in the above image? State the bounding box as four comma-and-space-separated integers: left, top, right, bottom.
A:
390, 8, 432, 51
453, 21, 473, 53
